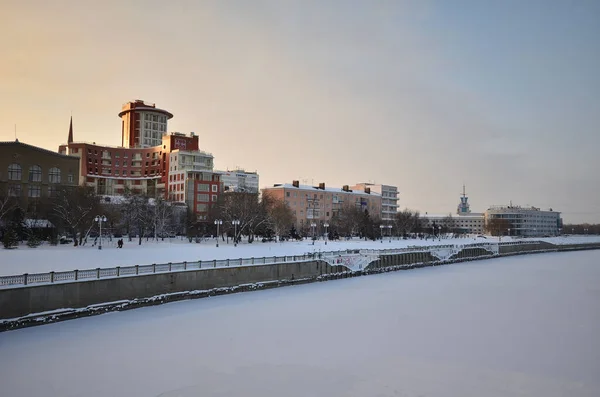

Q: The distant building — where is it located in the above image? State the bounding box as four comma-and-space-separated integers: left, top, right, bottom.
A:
262, 181, 381, 232
421, 185, 485, 234
58, 101, 223, 221
217, 170, 259, 193
119, 99, 173, 148
351, 183, 399, 222
0, 140, 80, 210
485, 205, 562, 237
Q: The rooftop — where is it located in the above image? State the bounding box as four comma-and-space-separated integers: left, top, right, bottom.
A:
266, 183, 381, 197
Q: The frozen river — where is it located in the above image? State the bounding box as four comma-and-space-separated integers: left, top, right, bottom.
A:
1, 250, 599, 397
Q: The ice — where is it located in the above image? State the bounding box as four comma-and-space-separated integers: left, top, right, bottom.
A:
0, 250, 599, 397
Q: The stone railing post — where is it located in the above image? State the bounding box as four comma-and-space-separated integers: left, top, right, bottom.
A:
168, 262, 172, 271
183, 261, 187, 270
96, 268, 100, 279
116, 266, 120, 276
152, 264, 156, 273
135, 265, 139, 275
23, 273, 28, 285
213, 259, 216, 268
50, 271, 55, 283
226, 259, 230, 267
74, 270, 78, 280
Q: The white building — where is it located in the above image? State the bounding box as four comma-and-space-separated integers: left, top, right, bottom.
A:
351, 183, 399, 222
421, 185, 485, 234
217, 170, 259, 193
485, 205, 562, 237
168, 149, 214, 202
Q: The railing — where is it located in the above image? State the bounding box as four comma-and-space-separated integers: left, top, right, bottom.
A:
0, 241, 546, 289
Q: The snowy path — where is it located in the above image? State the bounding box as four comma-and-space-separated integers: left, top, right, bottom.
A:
1, 250, 599, 397
1, 235, 599, 276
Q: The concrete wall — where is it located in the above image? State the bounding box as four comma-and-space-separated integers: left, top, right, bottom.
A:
0, 261, 345, 320
4, 241, 600, 323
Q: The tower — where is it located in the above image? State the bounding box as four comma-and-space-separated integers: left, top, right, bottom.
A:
457, 184, 471, 215
67, 116, 74, 144
118, 100, 173, 148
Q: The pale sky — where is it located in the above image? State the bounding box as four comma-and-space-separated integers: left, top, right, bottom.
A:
1, 0, 599, 223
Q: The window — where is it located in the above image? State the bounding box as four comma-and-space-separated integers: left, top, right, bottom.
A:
197, 194, 209, 202
212, 194, 217, 202
211, 185, 218, 192
8, 183, 21, 197
28, 165, 42, 182
68, 174, 74, 183
286, 192, 290, 197
49, 167, 61, 183
197, 184, 210, 192
8, 163, 21, 180
28, 185, 41, 198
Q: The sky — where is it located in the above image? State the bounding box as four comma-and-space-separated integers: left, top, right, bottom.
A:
1, 0, 599, 223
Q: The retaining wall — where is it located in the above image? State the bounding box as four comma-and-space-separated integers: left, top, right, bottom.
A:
0, 260, 345, 320
3, 241, 600, 330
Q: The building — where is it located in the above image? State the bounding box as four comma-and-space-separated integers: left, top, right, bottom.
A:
262, 180, 382, 232
421, 185, 485, 234
58, 101, 223, 221
351, 183, 398, 222
0, 140, 80, 210
217, 170, 259, 193
485, 205, 562, 237
119, 100, 173, 148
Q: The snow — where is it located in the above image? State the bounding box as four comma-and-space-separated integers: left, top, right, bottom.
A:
0, 250, 599, 397
0, 235, 599, 276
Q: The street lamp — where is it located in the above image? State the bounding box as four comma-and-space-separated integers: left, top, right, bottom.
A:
94, 215, 107, 250
438, 225, 441, 240
379, 224, 385, 243
324, 223, 329, 245
214, 219, 223, 247
508, 228, 511, 238
232, 219, 240, 246
310, 222, 316, 245
386, 224, 392, 242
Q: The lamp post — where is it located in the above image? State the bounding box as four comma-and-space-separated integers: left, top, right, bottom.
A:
438, 225, 442, 240
379, 224, 384, 243
310, 222, 316, 245
214, 219, 223, 247
508, 228, 511, 238
94, 215, 107, 250
232, 219, 240, 246
387, 224, 392, 242
324, 223, 329, 245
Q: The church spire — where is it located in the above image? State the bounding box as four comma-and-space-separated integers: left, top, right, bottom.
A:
67, 116, 73, 144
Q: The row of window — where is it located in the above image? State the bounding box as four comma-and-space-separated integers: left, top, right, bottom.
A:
7, 164, 72, 184
7, 183, 60, 198
144, 114, 167, 123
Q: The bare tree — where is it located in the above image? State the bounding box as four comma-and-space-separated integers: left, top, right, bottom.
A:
331, 203, 363, 238
262, 193, 295, 241
485, 218, 511, 236
51, 186, 100, 246
0, 186, 17, 228
209, 192, 267, 243
121, 191, 151, 245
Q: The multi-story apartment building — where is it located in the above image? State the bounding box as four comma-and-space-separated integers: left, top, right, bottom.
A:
119, 100, 173, 148
351, 183, 398, 222
0, 140, 80, 210
485, 205, 562, 237
217, 169, 259, 193
58, 101, 223, 220
262, 180, 382, 232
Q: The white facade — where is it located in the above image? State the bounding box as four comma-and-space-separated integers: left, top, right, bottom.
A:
421, 213, 485, 234
485, 205, 562, 237
140, 112, 168, 147
168, 149, 214, 202
352, 183, 399, 222
218, 170, 259, 193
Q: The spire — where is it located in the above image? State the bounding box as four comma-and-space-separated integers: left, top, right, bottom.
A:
67, 116, 73, 144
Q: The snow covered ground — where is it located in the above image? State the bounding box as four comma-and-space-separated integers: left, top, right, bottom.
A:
0, 250, 599, 397
0, 235, 599, 276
